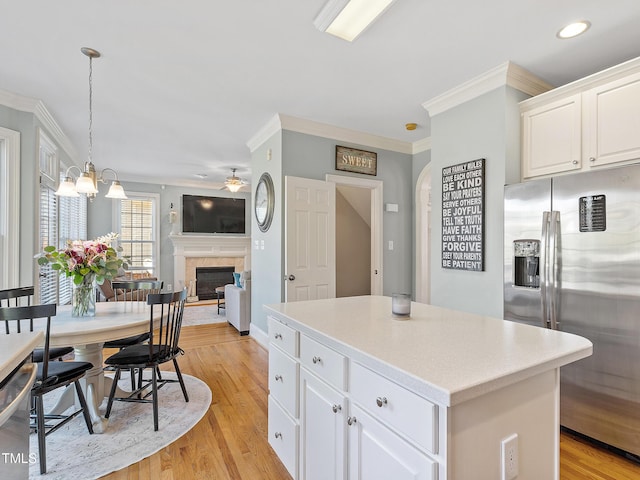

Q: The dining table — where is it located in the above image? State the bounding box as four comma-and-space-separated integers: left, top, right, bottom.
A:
39, 301, 157, 433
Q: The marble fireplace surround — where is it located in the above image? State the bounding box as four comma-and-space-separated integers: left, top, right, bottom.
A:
168, 234, 251, 291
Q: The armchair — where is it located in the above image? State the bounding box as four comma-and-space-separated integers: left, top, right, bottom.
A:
224, 272, 250, 335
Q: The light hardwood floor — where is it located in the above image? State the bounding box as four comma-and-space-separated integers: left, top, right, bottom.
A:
101, 322, 640, 479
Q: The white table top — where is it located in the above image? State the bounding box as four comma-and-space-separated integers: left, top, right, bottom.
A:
44, 302, 153, 347
264, 295, 593, 406
0, 331, 43, 383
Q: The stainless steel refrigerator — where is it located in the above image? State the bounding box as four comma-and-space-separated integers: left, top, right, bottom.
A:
504, 163, 640, 456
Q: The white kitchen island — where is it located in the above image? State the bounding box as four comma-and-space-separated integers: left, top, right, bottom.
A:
264, 296, 592, 480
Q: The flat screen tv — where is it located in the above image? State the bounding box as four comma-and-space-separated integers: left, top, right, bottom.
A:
182, 194, 246, 234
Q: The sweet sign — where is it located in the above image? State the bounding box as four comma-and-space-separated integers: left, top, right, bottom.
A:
441, 159, 485, 271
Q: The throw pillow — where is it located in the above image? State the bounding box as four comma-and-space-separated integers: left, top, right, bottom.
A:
233, 272, 242, 288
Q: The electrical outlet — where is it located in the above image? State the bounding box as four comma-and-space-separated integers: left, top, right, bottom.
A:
501, 433, 518, 480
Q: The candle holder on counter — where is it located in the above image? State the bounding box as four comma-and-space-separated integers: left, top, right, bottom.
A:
391, 293, 411, 318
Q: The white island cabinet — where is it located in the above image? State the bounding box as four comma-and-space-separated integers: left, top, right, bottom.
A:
265, 296, 592, 480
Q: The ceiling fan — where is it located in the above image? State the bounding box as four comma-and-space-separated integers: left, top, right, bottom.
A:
222, 168, 248, 193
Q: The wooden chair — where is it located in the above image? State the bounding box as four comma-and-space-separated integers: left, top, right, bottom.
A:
103, 280, 163, 390
105, 289, 189, 431
0, 303, 94, 474
0, 286, 74, 362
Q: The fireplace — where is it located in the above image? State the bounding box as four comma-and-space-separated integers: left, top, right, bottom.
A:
168, 235, 251, 293
196, 267, 235, 300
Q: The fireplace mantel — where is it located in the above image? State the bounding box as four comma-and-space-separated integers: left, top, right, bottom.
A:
169, 234, 251, 290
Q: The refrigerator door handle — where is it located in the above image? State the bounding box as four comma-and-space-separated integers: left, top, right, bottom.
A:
548, 211, 560, 330
540, 211, 550, 328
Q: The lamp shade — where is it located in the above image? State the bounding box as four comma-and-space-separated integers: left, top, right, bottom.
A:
76, 172, 99, 194
105, 181, 128, 199
226, 183, 242, 193
55, 177, 80, 197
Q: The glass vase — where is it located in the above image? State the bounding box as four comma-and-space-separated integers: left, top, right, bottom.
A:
72, 276, 97, 317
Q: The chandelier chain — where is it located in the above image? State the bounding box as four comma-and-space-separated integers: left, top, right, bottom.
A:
88, 55, 93, 163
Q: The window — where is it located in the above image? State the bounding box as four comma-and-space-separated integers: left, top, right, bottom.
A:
37, 129, 87, 304
115, 193, 159, 278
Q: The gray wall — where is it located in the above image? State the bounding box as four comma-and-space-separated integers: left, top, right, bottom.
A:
282, 130, 413, 297
1, 104, 75, 288
88, 181, 251, 289
250, 132, 283, 334
429, 86, 528, 318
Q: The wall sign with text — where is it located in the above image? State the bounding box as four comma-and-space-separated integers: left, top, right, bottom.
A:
441, 158, 485, 271
335, 145, 377, 176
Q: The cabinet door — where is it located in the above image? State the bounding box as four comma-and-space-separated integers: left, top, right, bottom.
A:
348, 404, 437, 480
585, 71, 640, 168
522, 94, 582, 178
300, 368, 346, 480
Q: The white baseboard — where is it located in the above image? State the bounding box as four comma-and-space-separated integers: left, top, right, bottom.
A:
250, 324, 269, 350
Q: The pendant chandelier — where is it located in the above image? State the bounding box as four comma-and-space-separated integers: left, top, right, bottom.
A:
56, 47, 127, 201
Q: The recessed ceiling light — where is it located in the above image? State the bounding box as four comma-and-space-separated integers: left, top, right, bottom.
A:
557, 20, 591, 39
314, 0, 398, 42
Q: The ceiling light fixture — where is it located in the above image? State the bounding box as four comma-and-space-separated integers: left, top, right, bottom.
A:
314, 0, 398, 42
224, 168, 245, 193
56, 47, 127, 201
557, 20, 591, 39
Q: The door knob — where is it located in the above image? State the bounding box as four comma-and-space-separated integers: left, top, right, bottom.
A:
285, 274, 295, 281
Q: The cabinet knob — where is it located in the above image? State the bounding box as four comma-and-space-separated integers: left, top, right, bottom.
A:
275, 432, 282, 439
332, 404, 342, 413
274, 333, 282, 340
312, 356, 322, 364
376, 396, 388, 408
347, 416, 357, 426
572, 160, 579, 165
274, 374, 283, 382
589, 157, 596, 162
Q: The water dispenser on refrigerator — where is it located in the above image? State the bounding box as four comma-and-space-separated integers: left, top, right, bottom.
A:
513, 240, 540, 288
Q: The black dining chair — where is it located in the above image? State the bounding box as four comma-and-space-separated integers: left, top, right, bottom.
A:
103, 280, 164, 389
105, 289, 189, 431
0, 286, 74, 362
0, 303, 94, 474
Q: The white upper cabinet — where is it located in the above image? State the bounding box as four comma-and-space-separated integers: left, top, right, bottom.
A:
584, 71, 640, 168
521, 57, 640, 179
522, 94, 582, 178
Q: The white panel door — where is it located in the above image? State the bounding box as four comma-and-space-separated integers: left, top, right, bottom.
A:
285, 176, 335, 302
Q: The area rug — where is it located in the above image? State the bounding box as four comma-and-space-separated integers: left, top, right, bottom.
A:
29, 373, 212, 480
182, 303, 227, 326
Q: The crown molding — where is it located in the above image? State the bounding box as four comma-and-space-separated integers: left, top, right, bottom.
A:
422, 61, 554, 117
412, 137, 431, 154
0, 88, 78, 163
248, 113, 418, 155
246, 114, 282, 152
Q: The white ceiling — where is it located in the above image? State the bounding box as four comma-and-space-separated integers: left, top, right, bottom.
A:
2, 1, 640, 189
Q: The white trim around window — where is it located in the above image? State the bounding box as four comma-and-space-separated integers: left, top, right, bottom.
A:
0, 127, 21, 288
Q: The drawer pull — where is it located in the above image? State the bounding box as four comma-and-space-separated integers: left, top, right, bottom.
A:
572, 160, 579, 165
347, 416, 357, 426
332, 404, 342, 413
376, 396, 388, 408
274, 374, 283, 382
589, 157, 596, 162
274, 333, 283, 340
274, 432, 282, 439
312, 356, 322, 364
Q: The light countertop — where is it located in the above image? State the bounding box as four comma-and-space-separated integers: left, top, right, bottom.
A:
264, 295, 593, 406
0, 331, 44, 382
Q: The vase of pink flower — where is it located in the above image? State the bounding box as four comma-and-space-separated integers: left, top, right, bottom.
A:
37, 233, 125, 317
